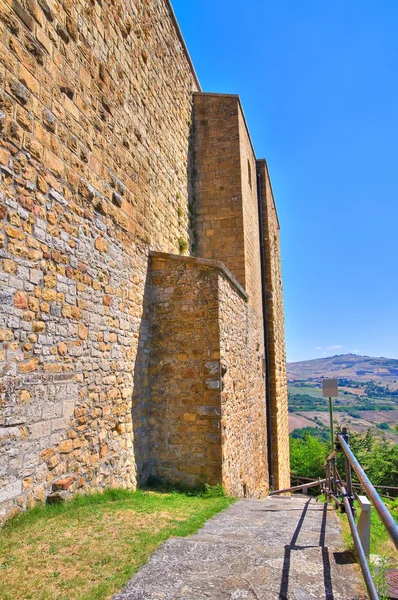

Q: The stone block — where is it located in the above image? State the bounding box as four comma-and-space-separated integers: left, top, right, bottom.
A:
206, 378, 220, 389
197, 406, 221, 418
12, 1, 34, 31
52, 476, 74, 491
0, 479, 22, 504
46, 491, 67, 504
28, 421, 51, 439
58, 439, 73, 453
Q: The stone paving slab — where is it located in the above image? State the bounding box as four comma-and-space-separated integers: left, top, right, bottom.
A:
113, 495, 367, 600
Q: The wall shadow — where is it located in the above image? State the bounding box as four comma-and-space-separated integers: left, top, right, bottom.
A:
131, 99, 196, 487
187, 101, 197, 255
279, 499, 311, 599
131, 257, 153, 486
320, 502, 334, 600
279, 500, 334, 600
332, 551, 356, 565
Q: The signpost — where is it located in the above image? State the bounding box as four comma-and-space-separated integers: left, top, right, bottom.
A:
322, 378, 339, 451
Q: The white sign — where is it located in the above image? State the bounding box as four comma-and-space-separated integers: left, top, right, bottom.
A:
322, 378, 338, 398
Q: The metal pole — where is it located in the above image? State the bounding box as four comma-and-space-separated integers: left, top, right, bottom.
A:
342, 427, 355, 515
325, 461, 330, 498
338, 434, 398, 549
328, 397, 336, 499
328, 396, 334, 452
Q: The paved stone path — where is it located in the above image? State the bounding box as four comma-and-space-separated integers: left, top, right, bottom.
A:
114, 495, 367, 600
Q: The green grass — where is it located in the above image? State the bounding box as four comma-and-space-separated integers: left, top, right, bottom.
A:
368, 496, 397, 557
335, 496, 398, 560
0, 488, 234, 600
288, 384, 323, 397
331, 495, 398, 599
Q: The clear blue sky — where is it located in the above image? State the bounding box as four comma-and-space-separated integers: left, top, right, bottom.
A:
172, 0, 398, 363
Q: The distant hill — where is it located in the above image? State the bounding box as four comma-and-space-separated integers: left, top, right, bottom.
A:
287, 353, 398, 442
287, 353, 398, 384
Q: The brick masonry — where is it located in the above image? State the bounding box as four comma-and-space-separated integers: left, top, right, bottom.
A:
0, 0, 289, 521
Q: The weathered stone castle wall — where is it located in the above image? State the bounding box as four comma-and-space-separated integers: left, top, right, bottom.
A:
238, 108, 263, 316
193, 94, 245, 287
0, 0, 199, 520
148, 251, 268, 497
257, 159, 290, 490
149, 253, 222, 487
193, 93, 264, 317
218, 274, 268, 498
192, 93, 269, 495
0, 0, 289, 521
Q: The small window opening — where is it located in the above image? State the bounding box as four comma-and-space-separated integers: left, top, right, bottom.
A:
247, 159, 252, 189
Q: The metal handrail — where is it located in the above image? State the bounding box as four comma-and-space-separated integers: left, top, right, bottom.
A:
337, 433, 398, 549
323, 428, 398, 600
269, 478, 326, 496
291, 474, 398, 497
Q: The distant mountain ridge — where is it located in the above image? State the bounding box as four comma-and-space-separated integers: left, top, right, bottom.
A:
287, 353, 398, 383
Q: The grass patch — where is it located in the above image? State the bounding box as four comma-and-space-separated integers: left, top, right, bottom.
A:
0, 488, 234, 600
336, 495, 398, 563
367, 496, 398, 560
328, 494, 398, 598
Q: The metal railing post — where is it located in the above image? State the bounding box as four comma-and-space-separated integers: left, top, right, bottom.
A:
357, 495, 371, 557
342, 427, 355, 516
331, 457, 337, 501
341, 484, 379, 600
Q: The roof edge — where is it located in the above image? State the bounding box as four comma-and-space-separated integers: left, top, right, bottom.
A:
256, 158, 281, 230
165, 1, 201, 91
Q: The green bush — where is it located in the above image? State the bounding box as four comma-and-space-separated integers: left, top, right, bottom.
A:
290, 429, 398, 487
339, 430, 398, 487
376, 422, 390, 430
289, 433, 329, 478
201, 484, 226, 498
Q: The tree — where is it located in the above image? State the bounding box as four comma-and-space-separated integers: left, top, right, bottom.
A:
290, 429, 398, 487
337, 430, 398, 487
289, 433, 329, 478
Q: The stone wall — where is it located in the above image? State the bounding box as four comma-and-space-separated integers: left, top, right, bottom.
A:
238, 107, 263, 316
149, 251, 268, 497
257, 159, 290, 490
0, 0, 199, 520
193, 93, 264, 318
149, 253, 222, 487
218, 273, 268, 498
193, 93, 245, 287
192, 93, 270, 495
0, 0, 290, 521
